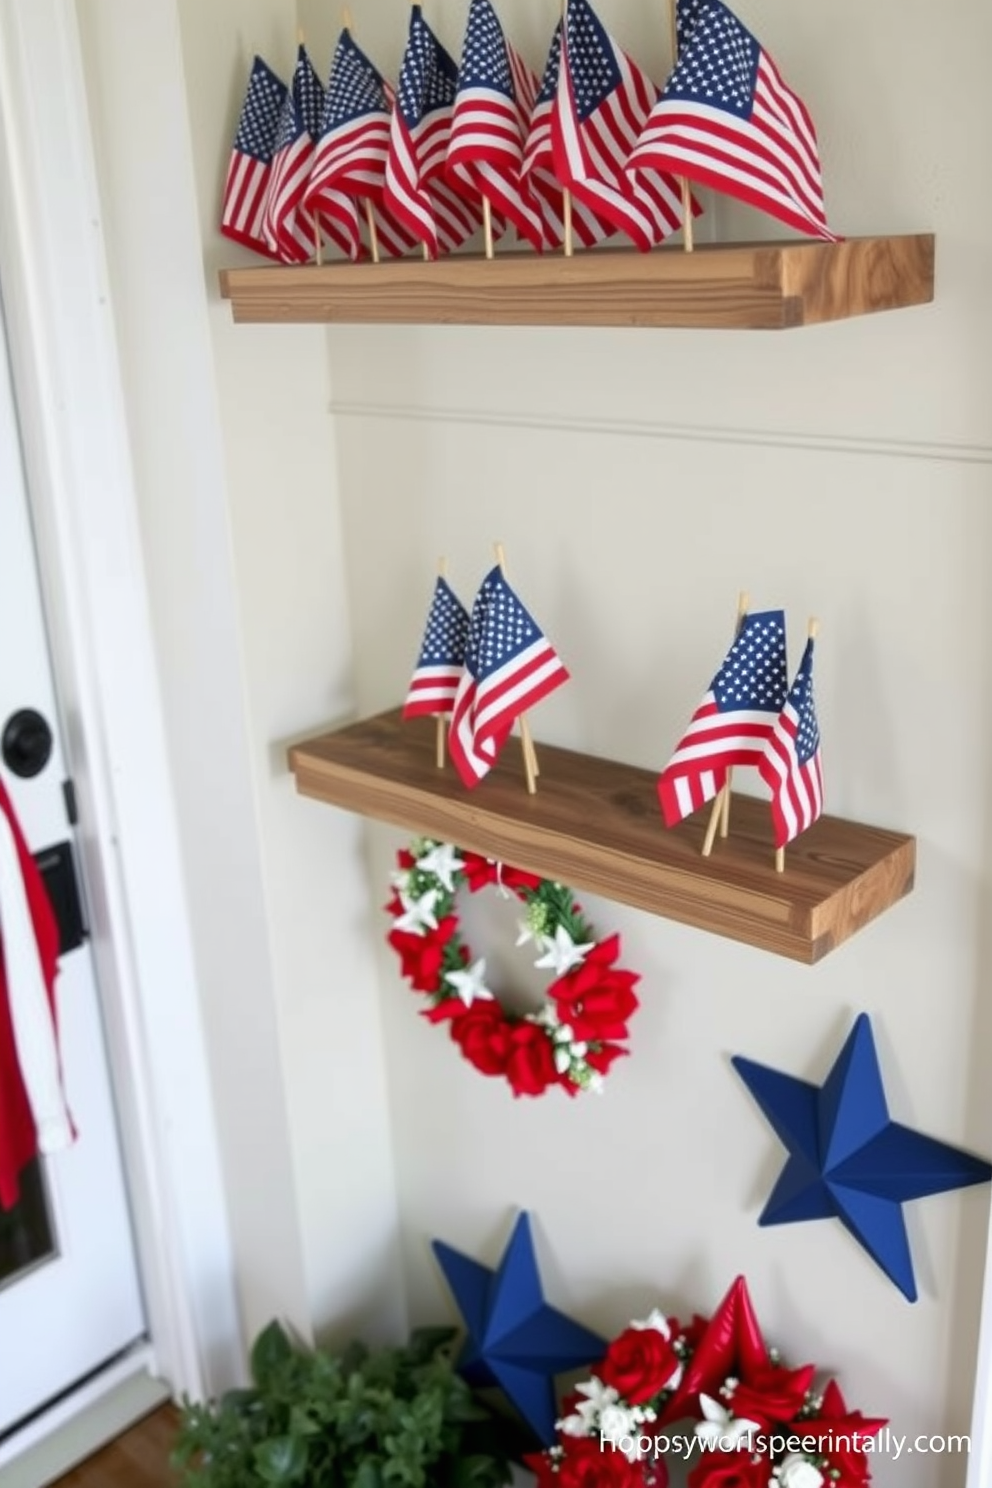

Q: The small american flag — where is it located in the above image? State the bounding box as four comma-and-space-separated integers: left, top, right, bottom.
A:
658, 610, 789, 827
403, 578, 471, 720
552, 0, 691, 252
520, 22, 612, 251
758, 636, 824, 847
263, 46, 325, 263
305, 31, 418, 261
628, 0, 835, 241
384, 6, 482, 259
221, 57, 288, 258
448, 0, 542, 248
449, 567, 569, 789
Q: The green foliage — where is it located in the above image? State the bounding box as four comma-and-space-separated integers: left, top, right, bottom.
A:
171, 1323, 514, 1488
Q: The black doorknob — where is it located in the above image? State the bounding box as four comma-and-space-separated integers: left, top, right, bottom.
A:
2, 709, 54, 779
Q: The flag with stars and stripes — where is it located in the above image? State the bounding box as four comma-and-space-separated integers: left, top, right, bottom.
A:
519, 21, 613, 251
628, 0, 835, 241
658, 610, 789, 827
447, 0, 542, 248
403, 578, 472, 720
263, 45, 325, 263
384, 6, 482, 259
551, 0, 694, 252
449, 567, 570, 789
758, 635, 824, 847
221, 57, 289, 259
304, 30, 419, 260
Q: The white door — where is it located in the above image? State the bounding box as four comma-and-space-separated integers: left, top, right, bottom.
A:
0, 300, 145, 1435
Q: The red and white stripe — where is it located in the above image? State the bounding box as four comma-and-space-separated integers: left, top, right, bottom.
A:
447, 46, 542, 247
304, 90, 418, 259
221, 153, 280, 258
403, 666, 464, 720
552, 25, 688, 252
385, 108, 481, 258
449, 641, 569, 788
628, 49, 835, 241
521, 87, 611, 249
264, 136, 320, 262
657, 694, 778, 827
759, 710, 824, 848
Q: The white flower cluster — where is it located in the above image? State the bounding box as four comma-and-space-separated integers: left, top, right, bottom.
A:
531, 1005, 603, 1092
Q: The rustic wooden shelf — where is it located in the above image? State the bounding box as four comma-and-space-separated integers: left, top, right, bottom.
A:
289, 708, 915, 963
220, 235, 933, 331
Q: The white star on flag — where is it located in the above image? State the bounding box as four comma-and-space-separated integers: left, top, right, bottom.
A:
533, 925, 595, 976
394, 888, 440, 935
417, 843, 466, 893
444, 958, 495, 1007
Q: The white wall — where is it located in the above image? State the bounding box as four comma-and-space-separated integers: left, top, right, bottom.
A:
301, 4, 991, 1487
75, 0, 404, 1348
78, 0, 992, 1483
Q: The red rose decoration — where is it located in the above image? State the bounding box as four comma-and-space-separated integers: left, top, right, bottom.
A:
450, 1001, 512, 1077
505, 1022, 560, 1097
551, 935, 640, 1041
730, 1361, 816, 1427
388, 914, 460, 993
526, 1437, 658, 1488
599, 1325, 682, 1404
801, 1380, 887, 1486
687, 1451, 771, 1488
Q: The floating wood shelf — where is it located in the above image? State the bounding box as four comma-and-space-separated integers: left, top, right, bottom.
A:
289, 708, 915, 963
220, 235, 933, 331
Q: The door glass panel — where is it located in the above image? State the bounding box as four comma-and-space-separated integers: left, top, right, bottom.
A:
0, 1159, 56, 1289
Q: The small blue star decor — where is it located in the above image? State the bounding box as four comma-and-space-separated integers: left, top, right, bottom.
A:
432, 1211, 606, 1444
733, 1014, 992, 1302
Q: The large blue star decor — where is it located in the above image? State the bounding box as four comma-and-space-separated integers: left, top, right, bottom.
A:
432, 1211, 606, 1444
732, 1014, 992, 1302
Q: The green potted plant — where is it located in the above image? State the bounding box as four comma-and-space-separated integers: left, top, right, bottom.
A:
171, 1320, 516, 1488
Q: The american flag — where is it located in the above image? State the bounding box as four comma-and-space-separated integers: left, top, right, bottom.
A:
758, 636, 824, 847
627, 0, 835, 241
305, 31, 418, 260
403, 578, 471, 720
449, 567, 570, 789
384, 6, 482, 259
520, 22, 612, 251
658, 610, 789, 827
552, 0, 691, 252
221, 57, 288, 258
263, 45, 325, 264
448, 0, 542, 248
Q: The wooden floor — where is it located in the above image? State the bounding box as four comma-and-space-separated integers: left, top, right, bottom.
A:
51, 1405, 180, 1487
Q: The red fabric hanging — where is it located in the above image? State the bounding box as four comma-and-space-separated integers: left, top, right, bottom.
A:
0, 775, 63, 1211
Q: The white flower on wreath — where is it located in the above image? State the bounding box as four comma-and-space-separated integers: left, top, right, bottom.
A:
599, 1403, 642, 1459
557, 1376, 618, 1435
774, 1454, 825, 1488
416, 842, 465, 893
443, 958, 494, 1008
394, 889, 440, 935
533, 924, 596, 976
695, 1393, 762, 1452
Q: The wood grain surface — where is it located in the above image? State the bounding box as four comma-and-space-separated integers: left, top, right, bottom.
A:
220, 236, 934, 330
289, 710, 916, 964
51, 1406, 180, 1488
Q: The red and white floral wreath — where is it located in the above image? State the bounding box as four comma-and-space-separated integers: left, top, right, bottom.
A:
385, 838, 641, 1099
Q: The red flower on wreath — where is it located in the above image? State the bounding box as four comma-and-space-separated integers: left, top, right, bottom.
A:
599, 1324, 683, 1405
799, 1380, 887, 1486
729, 1360, 816, 1428
526, 1438, 657, 1488
385, 839, 641, 1097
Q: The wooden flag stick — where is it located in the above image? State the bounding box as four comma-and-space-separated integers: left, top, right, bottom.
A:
494, 543, 539, 793
366, 201, 381, 262
775, 617, 820, 874
436, 556, 449, 769
666, 0, 694, 252
563, 190, 574, 257
483, 197, 495, 260
343, 6, 353, 30
701, 589, 749, 857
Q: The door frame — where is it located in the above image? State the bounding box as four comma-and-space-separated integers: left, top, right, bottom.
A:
0, 0, 242, 1419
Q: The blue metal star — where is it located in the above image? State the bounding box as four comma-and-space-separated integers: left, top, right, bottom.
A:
733, 1014, 992, 1302
432, 1211, 606, 1444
